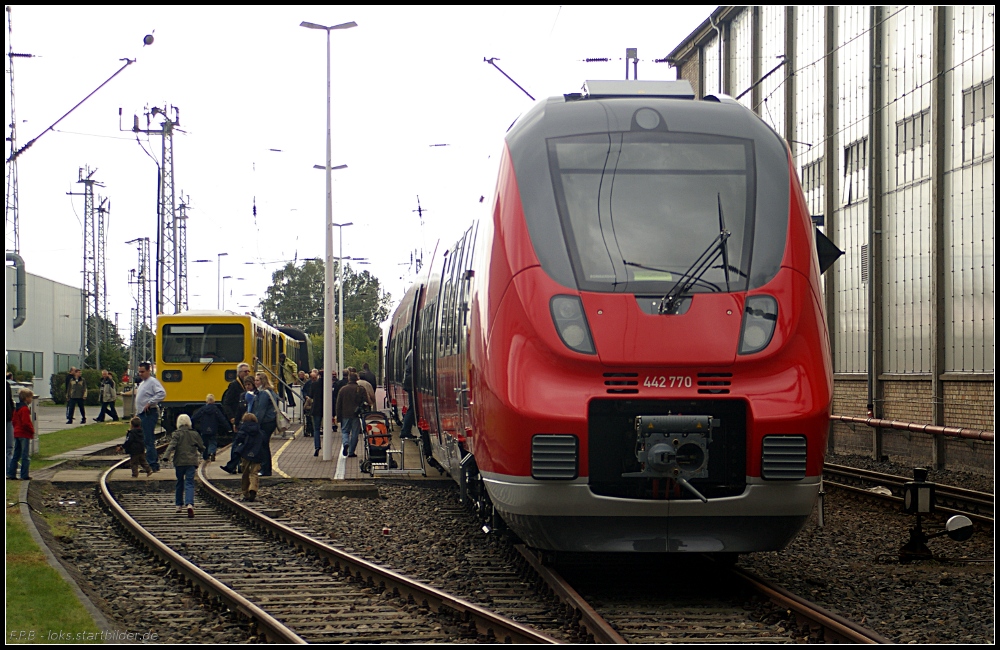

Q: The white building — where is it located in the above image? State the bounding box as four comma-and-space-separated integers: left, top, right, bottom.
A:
5, 265, 84, 399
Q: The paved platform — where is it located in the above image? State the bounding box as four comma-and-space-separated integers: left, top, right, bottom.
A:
203, 412, 445, 482
47, 407, 448, 484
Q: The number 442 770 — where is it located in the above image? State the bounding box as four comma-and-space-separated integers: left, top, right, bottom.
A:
643, 375, 692, 388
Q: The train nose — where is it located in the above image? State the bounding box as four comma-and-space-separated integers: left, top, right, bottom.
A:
580, 293, 743, 365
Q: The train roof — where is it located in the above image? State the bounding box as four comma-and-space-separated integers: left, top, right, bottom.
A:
577, 79, 696, 100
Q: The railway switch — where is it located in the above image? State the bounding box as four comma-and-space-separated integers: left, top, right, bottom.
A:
899, 467, 975, 563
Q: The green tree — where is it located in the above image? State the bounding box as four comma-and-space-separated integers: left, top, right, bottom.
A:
260, 259, 326, 334
84, 314, 129, 378
260, 260, 391, 370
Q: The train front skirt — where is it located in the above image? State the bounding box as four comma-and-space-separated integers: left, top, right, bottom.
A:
482, 474, 820, 553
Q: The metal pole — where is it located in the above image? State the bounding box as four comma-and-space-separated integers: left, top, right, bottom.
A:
339, 229, 345, 381
322, 28, 335, 462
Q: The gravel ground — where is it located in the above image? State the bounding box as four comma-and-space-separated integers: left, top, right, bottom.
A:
256, 479, 993, 645
28, 482, 253, 644
826, 451, 994, 494
740, 489, 994, 644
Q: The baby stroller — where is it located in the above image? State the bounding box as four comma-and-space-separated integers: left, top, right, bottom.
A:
360, 410, 397, 475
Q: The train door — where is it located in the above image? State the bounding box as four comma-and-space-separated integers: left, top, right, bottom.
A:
435, 227, 473, 474
456, 224, 478, 444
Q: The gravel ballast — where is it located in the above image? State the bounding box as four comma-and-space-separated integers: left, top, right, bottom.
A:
254, 473, 992, 645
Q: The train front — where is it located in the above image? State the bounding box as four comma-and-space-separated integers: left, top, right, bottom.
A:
156, 312, 250, 428
471, 81, 832, 553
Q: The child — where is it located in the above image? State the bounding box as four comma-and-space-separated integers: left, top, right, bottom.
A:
162, 413, 205, 518
233, 413, 264, 502
124, 417, 153, 478
7, 388, 34, 480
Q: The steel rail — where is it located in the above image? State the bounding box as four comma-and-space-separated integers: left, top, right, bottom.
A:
727, 565, 893, 644
195, 464, 559, 644
513, 545, 627, 644
97, 458, 306, 644
824, 463, 994, 524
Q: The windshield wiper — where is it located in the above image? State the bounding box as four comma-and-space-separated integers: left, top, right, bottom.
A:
658, 228, 731, 315
717, 194, 731, 293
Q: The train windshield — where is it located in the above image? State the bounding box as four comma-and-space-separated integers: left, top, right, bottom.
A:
162, 323, 245, 363
547, 131, 755, 294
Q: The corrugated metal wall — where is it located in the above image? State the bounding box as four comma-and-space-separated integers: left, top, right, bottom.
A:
673, 5, 994, 469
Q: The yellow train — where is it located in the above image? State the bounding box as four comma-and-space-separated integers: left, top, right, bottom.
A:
155, 311, 311, 430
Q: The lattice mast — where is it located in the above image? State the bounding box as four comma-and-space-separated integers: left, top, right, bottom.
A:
96, 197, 110, 363
177, 194, 190, 311
4, 7, 34, 254
126, 237, 154, 372
132, 105, 182, 315
70, 166, 104, 369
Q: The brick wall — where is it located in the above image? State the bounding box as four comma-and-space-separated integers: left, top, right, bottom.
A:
942, 381, 994, 431
830, 376, 993, 475
677, 58, 700, 99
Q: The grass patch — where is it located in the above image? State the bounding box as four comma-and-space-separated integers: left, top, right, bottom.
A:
34, 423, 130, 464
5, 482, 100, 642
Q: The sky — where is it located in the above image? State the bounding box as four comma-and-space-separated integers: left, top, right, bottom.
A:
5, 4, 714, 338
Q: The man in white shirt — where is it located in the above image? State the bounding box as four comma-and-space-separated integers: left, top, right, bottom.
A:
135, 362, 166, 472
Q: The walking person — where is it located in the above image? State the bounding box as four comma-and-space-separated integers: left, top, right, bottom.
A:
399, 349, 417, 440
7, 388, 34, 480
123, 417, 153, 477
134, 362, 166, 472
336, 372, 368, 458
64, 367, 76, 422
251, 372, 278, 476
232, 413, 265, 501
6, 374, 15, 474
278, 353, 297, 409
301, 370, 315, 437
161, 414, 205, 518
95, 370, 120, 422
310, 369, 327, 456
359, 362, 377, 390
66, 368, 88, 424
221, 376, 256, 474
191, 394, 230, 462
221, 363, 252, 432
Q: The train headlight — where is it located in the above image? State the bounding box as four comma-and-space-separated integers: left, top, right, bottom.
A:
550, 296, 596, 355
738, 295, 778, 355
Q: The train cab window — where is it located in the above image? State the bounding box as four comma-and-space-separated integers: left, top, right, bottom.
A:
548, 131, 755, 295
162, 324, 245, 363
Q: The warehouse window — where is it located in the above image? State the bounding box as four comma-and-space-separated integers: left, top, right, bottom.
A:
895, 109, 931, 184
54, 353, 80, 373
962, 78, 994, 162
842, 137, 868, 205
896, 109, 931, 154
7, 350, 43, 377
801, 157, 824, 192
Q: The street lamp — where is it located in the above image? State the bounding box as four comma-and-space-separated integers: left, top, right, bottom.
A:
302, 16, 357, 463
221, 275, 232, 310
217, 253, 229, 310
332, 222, 353, 391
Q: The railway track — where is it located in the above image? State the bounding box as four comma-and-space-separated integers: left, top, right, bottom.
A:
823, 463, 994, 524
98, 459, 558, 644
516, 547, 892, 644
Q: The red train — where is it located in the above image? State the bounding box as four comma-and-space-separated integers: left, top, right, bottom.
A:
386, 80, 834, 553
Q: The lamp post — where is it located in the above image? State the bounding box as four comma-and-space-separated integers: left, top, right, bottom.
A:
332, 222, 353, 388
301, 17, 357, 462
221, 276, 232, 311
217, 252, 229, 310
